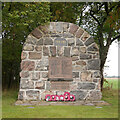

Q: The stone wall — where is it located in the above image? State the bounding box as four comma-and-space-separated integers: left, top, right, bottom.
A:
18, 22, 102, 101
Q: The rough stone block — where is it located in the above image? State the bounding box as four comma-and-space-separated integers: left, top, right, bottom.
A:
26, 35, 38, 45
50, 46, 56, 57
50, 33, 62, 37
29, 52, 42, 59
18, 91, 25, 100
35, 46, 42, 51
43, 46, 49, 56
72, 66, 86, 71
56, 22, 63, 33
35, 81, 45, 89
42, 72, 48, 78
81, 31, 90, 41
64, 47, 70, 57
72, 72, 79, 78
84, 37, 94, 46
76, 39, 84, 46
63, 33, 74, 38
20, 79, 34, 89
44, 37, 53, 45
26, 90, 40, 100
80, 71, 92, 82
68, 38, 75, 46
36, 38, 43, 45
31, 28, 43, 39
88, 59, 100, 70
87, 43, 99, 52
71, 47, 79, 56
69, 24, 79, 34
72, 56, 79, 61
75, 28, 84, 38
80, 53, 92, 59
70, 90, 87, 100
57, 46, 64, 56
21, 61, 35, 71
23, 44, 34, 51
80, 46, 86, 53
86, 90, 102, 100
49, 22, 56, 33
63, 22, 69, 32
21, 52, 27, 60
93, 71, 101, 78
76, 60, 86, 66
30, 72, 40, 80
78, 83, 96, 90
36, 58, 49, 71
39, 25, 49, 34
20, 71, 29, 78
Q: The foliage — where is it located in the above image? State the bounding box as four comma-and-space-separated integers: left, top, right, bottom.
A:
50, 2, 85, 24
2, 2, 51, 89
81, 3, 120, 43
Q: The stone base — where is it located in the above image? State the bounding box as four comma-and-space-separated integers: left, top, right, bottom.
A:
15, 100, 110, 106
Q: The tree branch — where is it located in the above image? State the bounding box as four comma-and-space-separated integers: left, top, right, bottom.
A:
105, 3, 108, 15
102, 4, 117, 24
111, 34, 120, 42
90, 10, 101, 26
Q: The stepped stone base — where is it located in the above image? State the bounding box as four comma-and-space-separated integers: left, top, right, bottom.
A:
15, 100, 110, 106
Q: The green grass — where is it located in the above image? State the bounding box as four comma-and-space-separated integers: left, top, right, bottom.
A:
2, 79, 118, 118
103, 78, 118, 89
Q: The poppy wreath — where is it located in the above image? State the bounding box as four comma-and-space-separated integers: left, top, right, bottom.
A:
45, 92, 75, 101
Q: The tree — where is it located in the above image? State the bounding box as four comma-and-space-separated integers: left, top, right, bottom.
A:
51, 2, 120, 90
81, 2, 120, 90
50, 2, 85, 24
2, 2, 51, 89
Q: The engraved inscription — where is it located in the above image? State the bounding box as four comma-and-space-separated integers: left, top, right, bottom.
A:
50, 81, 70, 90
49, 57, 72, 79
54, 38, 67, 46
50, 59, 61, 76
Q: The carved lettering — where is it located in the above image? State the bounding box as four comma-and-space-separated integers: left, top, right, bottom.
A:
49, 57, 72, 80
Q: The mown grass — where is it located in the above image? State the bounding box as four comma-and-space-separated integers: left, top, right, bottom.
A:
2, 79, 119, 118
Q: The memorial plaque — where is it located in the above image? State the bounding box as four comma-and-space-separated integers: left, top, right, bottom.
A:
49, 57, 72, 80
54, 38, 67, 46
50, 81, 70, 90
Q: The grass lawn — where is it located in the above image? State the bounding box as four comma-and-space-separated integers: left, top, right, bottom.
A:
2, 79, 119, 118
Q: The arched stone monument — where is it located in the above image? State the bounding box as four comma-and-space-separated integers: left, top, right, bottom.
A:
18, 22, 102, 101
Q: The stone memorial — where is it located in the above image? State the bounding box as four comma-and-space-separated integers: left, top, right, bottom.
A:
18, 22, 102, 102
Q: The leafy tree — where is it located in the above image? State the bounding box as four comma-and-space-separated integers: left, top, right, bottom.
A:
51, 2, 120, 90
50, 2, 85, 24
81, 2, 120, 90
2, 2, 51, 89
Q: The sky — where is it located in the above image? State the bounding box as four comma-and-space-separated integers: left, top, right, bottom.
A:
104, 40, 119, 77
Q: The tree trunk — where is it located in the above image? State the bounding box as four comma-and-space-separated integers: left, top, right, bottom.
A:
100, 42, 111, 91
100, 60, 105, 91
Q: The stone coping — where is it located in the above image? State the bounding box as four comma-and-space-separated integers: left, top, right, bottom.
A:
15, 100, 110, 106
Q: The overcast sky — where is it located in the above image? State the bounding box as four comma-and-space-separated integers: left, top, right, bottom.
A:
104, 40, 119, 77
